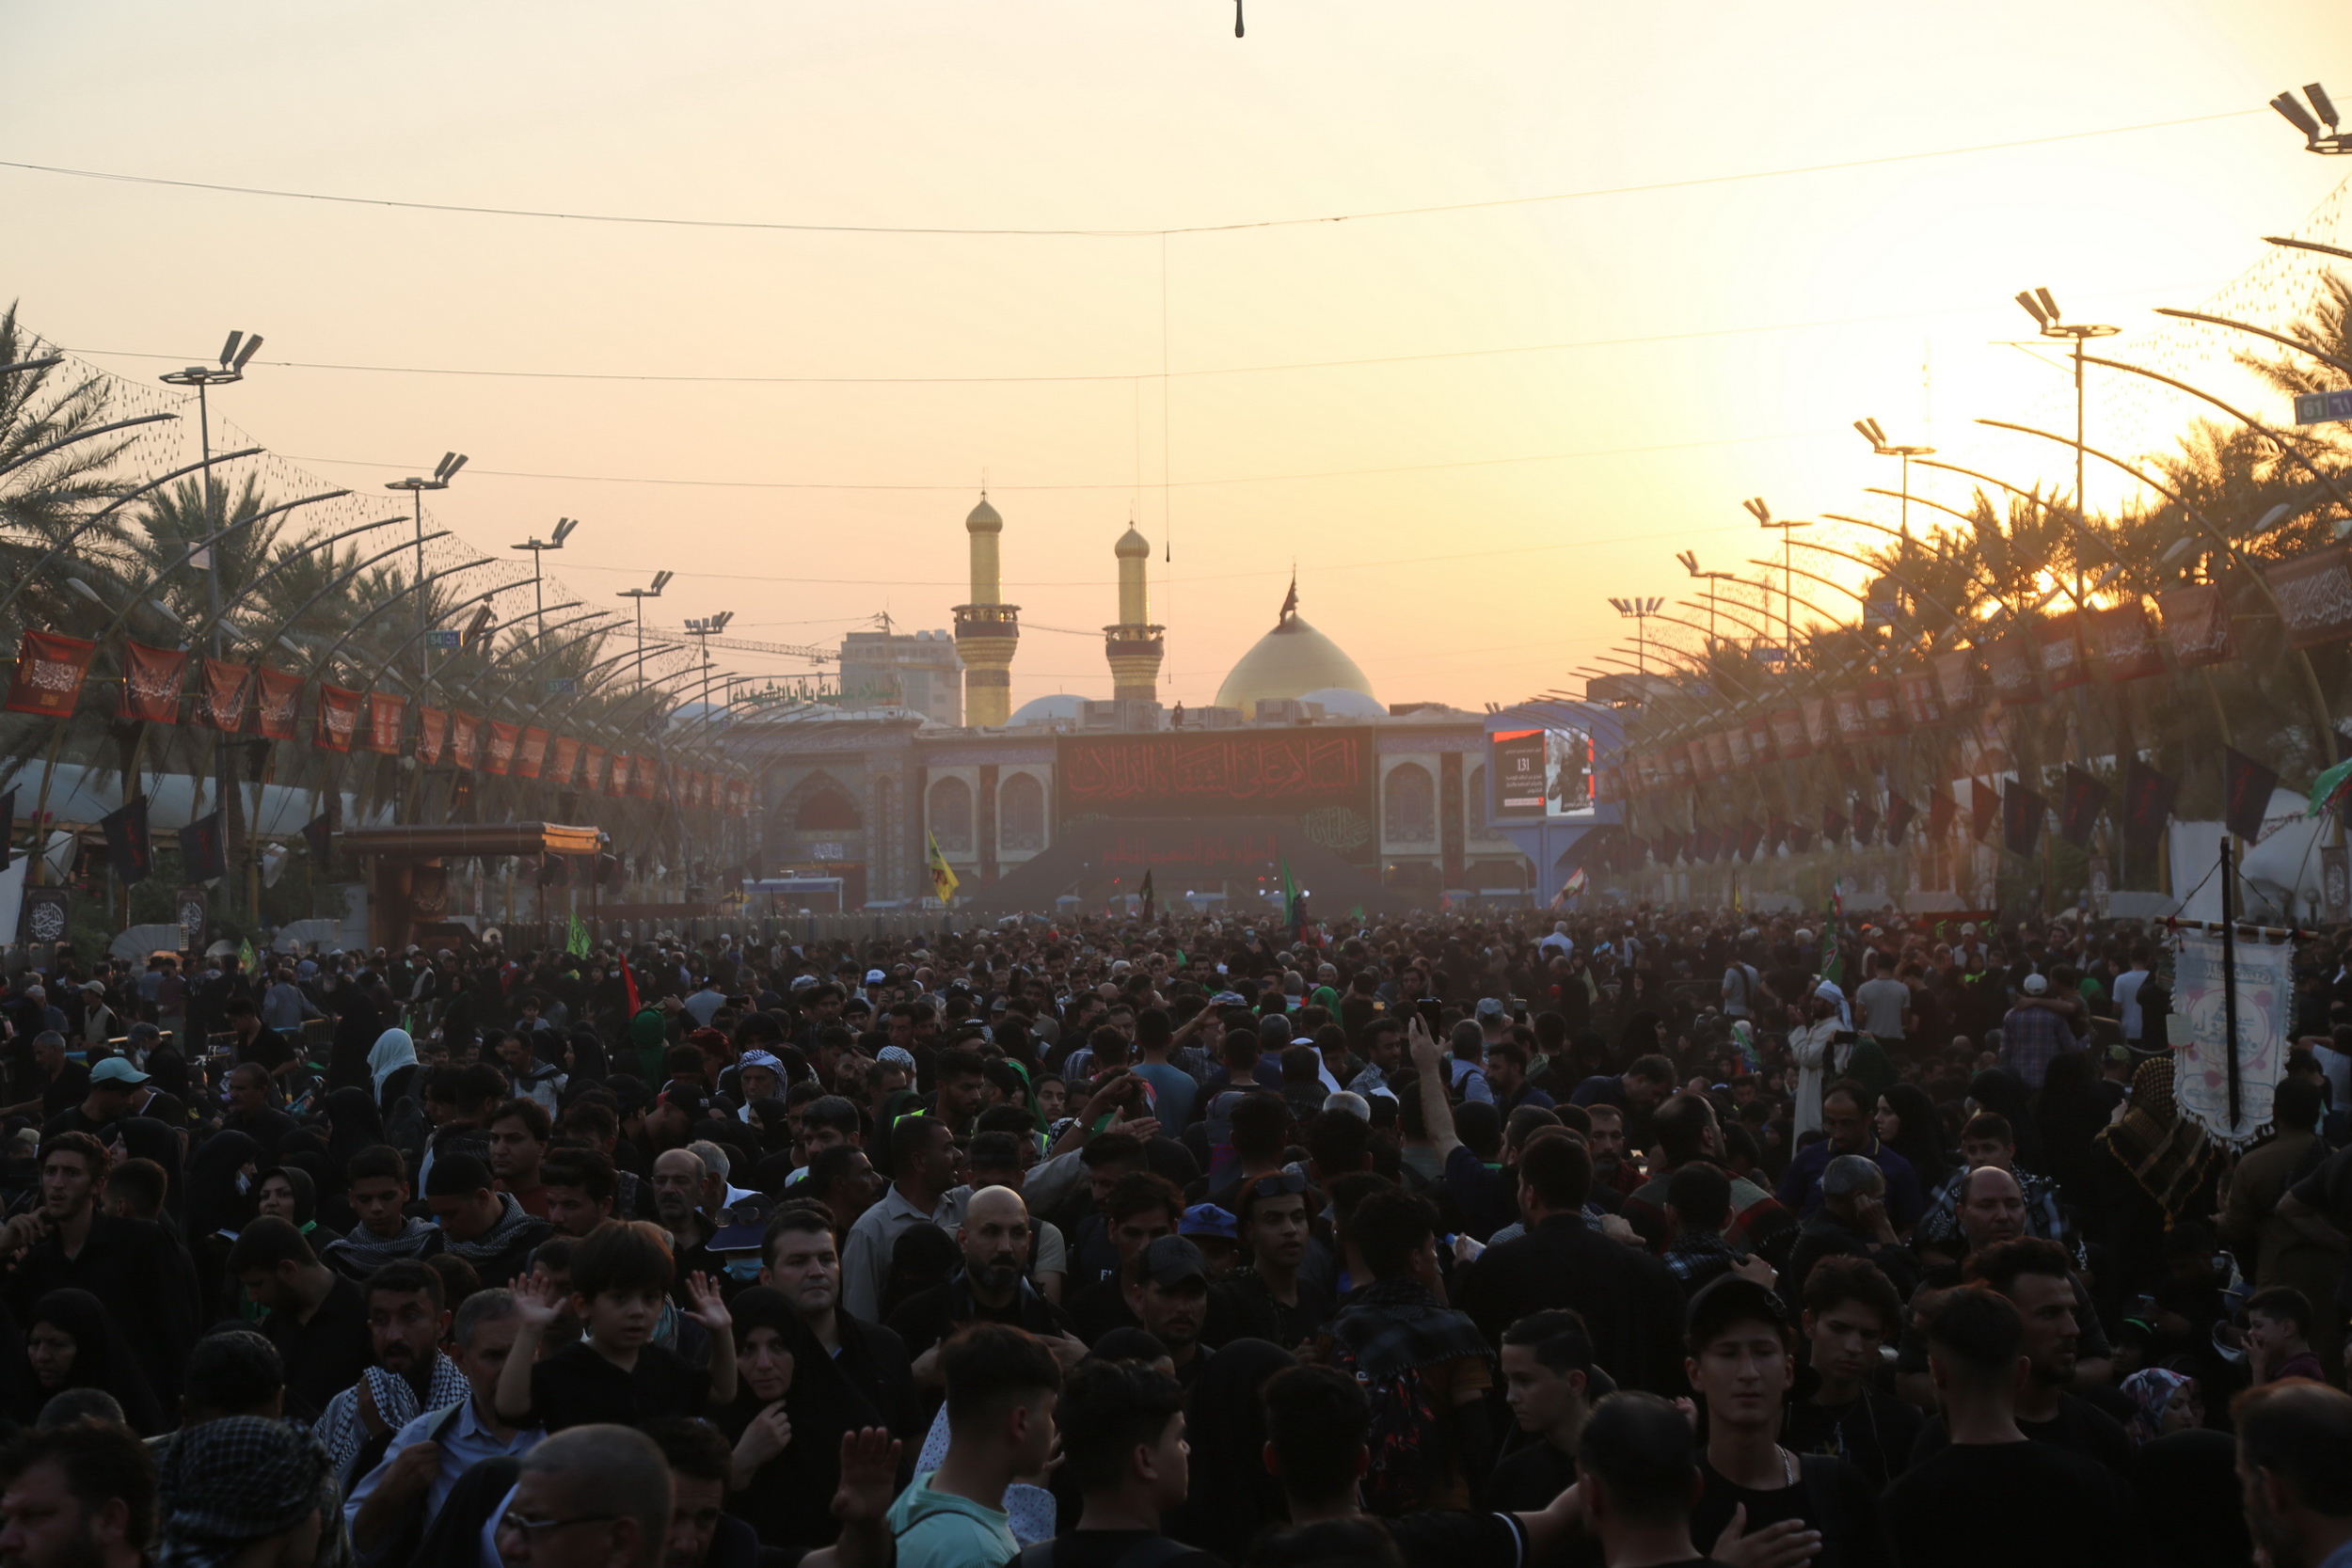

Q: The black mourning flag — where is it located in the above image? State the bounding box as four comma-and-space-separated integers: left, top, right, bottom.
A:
1738, 820, 1764, 862
180, 811, 227, 883
1823, 808, 1849, 846
1970, 780, 1998, 843
2223, 748, 2279, 842
0, 787, 12, 873
2002, 783, 2047, 858
2058, 766, 2107, 847
101, 796, 153, 886
302, 809, 334, 862
1767, 816, 1790, 854
1853, 800, 1881, 843
1927, 788, 1957, 840
1884, 792, 1917, 844
2121, 760, 2179, 853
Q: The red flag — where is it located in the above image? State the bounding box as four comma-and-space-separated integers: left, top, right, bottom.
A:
631, 758, 657, 800
194, 658, 251, 732
415, 706, 448, 767
255, 668, 303, 740
620, 953, 643, 1016
2158, 583, 2234, 667
116, 641, 189, 723
549, 736, 580, 786
5, 631, 96, 718
314, 683, 361, 752
360, 691, 406, 754
450, 711, 482, 770
485, 721, 518, 776
609, 753, 632, 798
582, 745, 607, 793
2090, 600, 2165, 682
516, 727, 549, 780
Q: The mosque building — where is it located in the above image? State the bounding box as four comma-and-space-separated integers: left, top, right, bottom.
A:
722, 496, 1535, 911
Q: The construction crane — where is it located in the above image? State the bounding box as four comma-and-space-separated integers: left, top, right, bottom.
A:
647, 624, 839, 664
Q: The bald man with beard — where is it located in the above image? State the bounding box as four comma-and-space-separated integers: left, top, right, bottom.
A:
886, 1186, 1084, 1384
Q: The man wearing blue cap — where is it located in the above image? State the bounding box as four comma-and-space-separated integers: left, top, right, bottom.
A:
40, 1054, 147, 1142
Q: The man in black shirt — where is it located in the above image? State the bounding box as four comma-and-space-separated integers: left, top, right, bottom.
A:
422, 1153, 551, 1291
1883, 1284, 2138, 1568
1030, 1359, 1222, 1568
1255, 1365, 1582, 1568
0, 1032, 89, 1124
1485, 1309, 1596, 1512
1574, 1390, 1730, 1568
2236, 1381, 2352, 1568
1908, 1237, 2130, 1474
222, 997, 297, 1086
888, 1186, 1078, 1370
229, 1215, 373, 1422
1784, 1257, 1919, 1494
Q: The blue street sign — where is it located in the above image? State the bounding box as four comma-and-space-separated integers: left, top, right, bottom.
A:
2295, 389, 2352, 426
546, 677, 578, 695
424, 629, 461, 650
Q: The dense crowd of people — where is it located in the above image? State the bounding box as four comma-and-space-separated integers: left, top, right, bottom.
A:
0, 904, 2349, 1567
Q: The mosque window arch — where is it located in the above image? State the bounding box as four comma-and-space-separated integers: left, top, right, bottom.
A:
929, 775, 975, 854
795, 787, 862, 832
1384, 762, 1437, 846
1000, 771, 1045, 852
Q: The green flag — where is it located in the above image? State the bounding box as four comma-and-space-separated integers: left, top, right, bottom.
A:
1279, 857, 1299, 927
237, 937, 256, 973
567, 912, 591, 958
2310, 757, 2352, 818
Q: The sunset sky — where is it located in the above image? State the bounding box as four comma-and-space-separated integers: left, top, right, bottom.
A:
6, 0, 2348, 713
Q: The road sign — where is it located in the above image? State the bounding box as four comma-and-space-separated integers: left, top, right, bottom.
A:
423, 629, 460, 650
2295, 389, 2352, 425
546, 677, 578, 695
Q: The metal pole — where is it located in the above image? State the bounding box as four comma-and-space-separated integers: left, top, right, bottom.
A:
2074, 335, 2087, 607
416, 491, 429, 700
2221, 836, 2241, 1130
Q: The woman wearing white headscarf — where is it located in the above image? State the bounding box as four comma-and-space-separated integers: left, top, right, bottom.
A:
368, 1027, 419, 1111
1788, 984, 1846, 1138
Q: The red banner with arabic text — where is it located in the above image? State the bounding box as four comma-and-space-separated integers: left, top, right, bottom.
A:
632, 757, 658, 800
314, 684, 361, 752
582, 745, 607, 793
195, 658, 251, 732
416, 706, 448, 767
116, 641, 188, 723
450, 711, 482, 770
361, 691, 405, 754
516, 727, 548, 780
255, 667, 303, 740
549, 736, 580, 786
609, 753, 632, 797
5, 631, 96, 718
485, 721, 518, 776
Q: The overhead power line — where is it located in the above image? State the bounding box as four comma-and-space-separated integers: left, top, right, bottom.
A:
0, 108, 2260, 239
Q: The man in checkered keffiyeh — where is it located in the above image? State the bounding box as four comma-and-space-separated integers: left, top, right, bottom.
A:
155, 1416, 331, 1568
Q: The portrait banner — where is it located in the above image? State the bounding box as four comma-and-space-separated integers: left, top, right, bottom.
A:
2171, 930, 2291, 1148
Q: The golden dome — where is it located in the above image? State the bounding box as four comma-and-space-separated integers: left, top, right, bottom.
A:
1115, 526, 1151, 559
965, 495, 1003, 532
1214, 611, 1377, 712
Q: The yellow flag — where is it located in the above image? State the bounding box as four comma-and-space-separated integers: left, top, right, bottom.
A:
927, 831, 960, 906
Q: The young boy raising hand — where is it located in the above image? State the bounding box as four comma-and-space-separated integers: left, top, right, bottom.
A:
497, 1219, 738, 1432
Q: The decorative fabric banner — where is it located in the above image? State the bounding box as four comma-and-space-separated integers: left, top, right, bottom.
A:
2034, 611, 2091, 691
1668, 747, 1693, 785
1927, 788, 1957, 840
1857, 677, 1905, 737
1897, 669, 1944, 728
2090, 601, 2165, 682
116, 641, 189, 723
5, 631, 97, 718
450, 711, 483, 770
1787, 823, 1816, 854
1822, 807, 1848, 846
2002, 783, 2047, 857
194, 658, 251, 732
2223, 748, 2280, 842
1932, 649, 1979, 714
1852, 800, 1881, 843
1687, 739, 1715, 784
608, 752, 631, 797
516, 727, 549, 780
1769, 708, 1810, 760
1744, 714, 1776, 766
313, 684, 360, 752
1831, 689, 1867, 742
2058, 765, 2107, 847
1706, 731, 1733, 775
2121, 760, 2179, 852
2158, 583, 2235, 667
1693, 829, 1721, 863
255, 668, 303, 740
485, 721, 519, 776
1738, 819, 1763, 861
1724, 727, 1751, 769
1884, 792, 1916, 843
1969, 780, 1998, 843
415, 706, 449, 767
2171, 929, 2290, 1148
582, 745, 607, 793
1802, 697, 1834, 748
101, 796, 153, 886
549, 735, 580, 786
2265, 545, 2352, 648
631, 758, 657, 800
181, 811, 227, 883
361, 691, 405, 755
1986, 634, 2042, 705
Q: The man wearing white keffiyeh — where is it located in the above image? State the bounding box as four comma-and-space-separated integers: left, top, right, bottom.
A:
312, 1261, 469, 1486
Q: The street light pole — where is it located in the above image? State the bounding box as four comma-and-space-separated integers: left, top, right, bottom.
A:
160, 331, 262, 922
385, 451, 469, 703
2013, 290, 2117, 603
1607, 596, 1663, 675
512, 516, 580, 641
1853, 418, 1935, 540
616, 572, 674, 691
1744, 498, 1811, 672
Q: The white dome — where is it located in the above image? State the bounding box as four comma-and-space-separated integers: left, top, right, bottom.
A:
1009, 692, 1089, 726
1300, 686, 1387, 720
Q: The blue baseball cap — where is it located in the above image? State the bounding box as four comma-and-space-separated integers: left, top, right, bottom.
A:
1178, 1203, 1237, 1242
